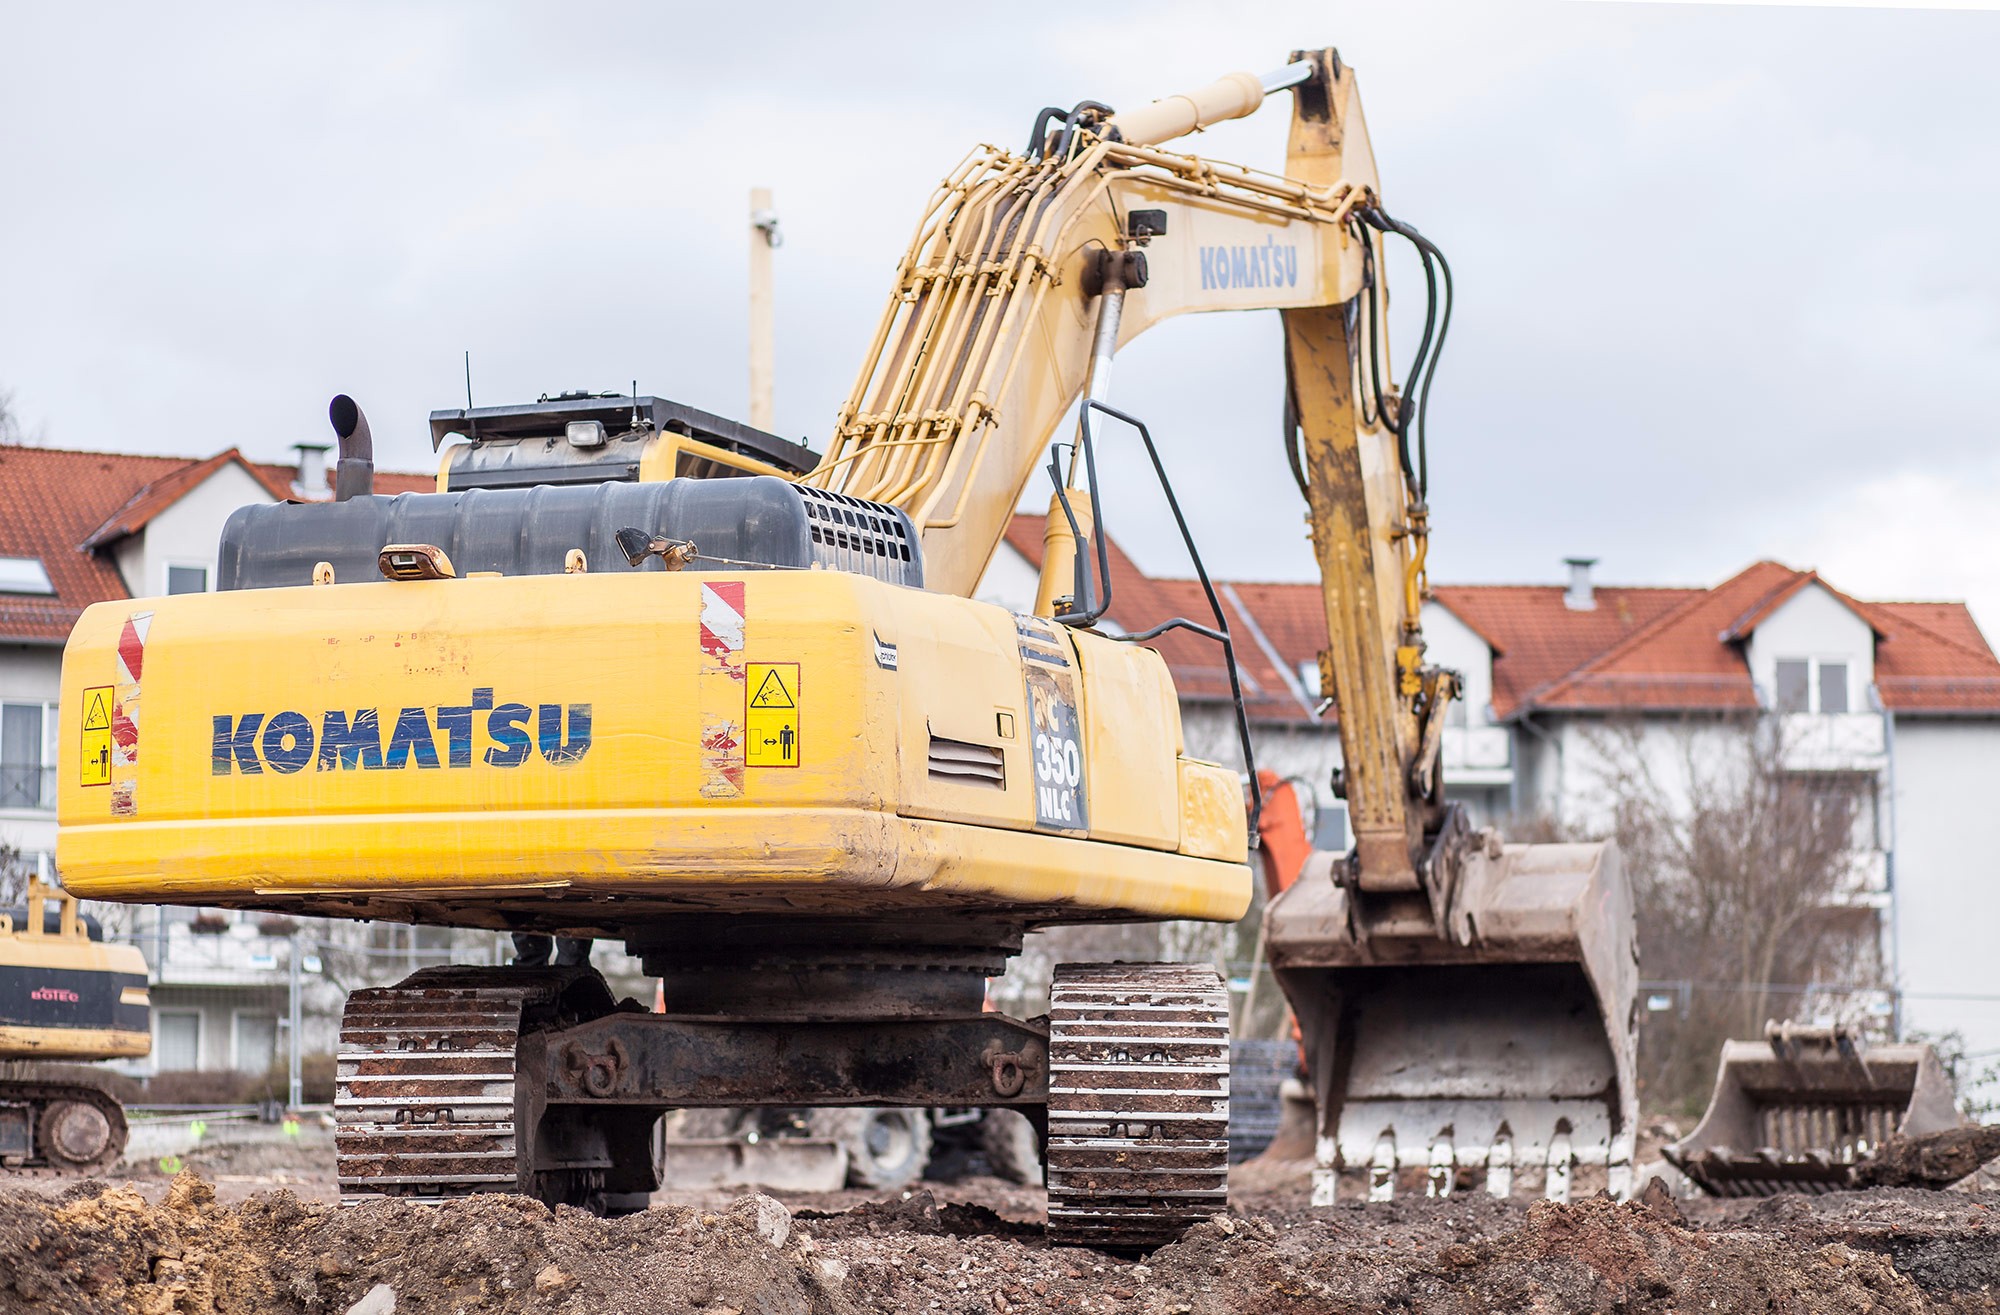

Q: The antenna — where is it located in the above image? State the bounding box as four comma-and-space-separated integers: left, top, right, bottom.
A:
464, 350, 479, 444
631, 378, 641, 432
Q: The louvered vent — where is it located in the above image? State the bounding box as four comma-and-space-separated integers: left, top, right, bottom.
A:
928, 735, 1004, 787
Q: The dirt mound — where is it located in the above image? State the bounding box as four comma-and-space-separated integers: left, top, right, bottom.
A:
2, 1172, 1996, 1314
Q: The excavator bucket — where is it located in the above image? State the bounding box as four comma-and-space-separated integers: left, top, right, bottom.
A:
1665, 1023, 1964, 1196
1263, 839, 1638, 1203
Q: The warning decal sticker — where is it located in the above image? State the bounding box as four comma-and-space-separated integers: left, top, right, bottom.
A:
1014, 616, 1088, 834
80, 685, 113, 787
745, 662, 800, 768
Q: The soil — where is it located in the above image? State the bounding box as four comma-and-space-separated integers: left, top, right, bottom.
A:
3, 1152, 1997, 1314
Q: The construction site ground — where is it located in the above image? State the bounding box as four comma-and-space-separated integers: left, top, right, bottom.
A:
3, 1135, 1999, 1314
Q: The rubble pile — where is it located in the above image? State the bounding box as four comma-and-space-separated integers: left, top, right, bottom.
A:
3, 1169, 1997, 1314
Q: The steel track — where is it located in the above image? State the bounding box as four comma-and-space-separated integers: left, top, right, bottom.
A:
335, 970, 551, 1204
1044, 962, 1231, 1248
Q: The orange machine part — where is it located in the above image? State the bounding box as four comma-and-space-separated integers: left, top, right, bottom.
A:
1254, 771, 1311, 899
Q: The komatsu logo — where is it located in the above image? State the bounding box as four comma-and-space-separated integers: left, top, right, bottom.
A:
1199, 237, 1299, 292
212, 689, 591, 775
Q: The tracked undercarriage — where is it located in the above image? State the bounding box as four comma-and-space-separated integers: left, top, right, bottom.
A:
0, 1067, 131, 1175
336, 922, 1228, 1247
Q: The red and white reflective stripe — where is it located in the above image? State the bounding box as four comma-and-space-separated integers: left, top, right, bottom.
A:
110, 610, 151, 816
699, 581, 746, 659
699, 583, 747, 797
116, 613, 150, 684
110, 611, 151, 767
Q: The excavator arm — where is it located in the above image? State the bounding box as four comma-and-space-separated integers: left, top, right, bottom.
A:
807, 55, 1378, 595
813, 50, 1639, 1204
814, 49, 1465, 930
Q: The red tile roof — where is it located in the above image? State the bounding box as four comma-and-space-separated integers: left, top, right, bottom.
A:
81, 449, 266, 550
0, 445, 209, 641
0, 443, 437, 642
246, 462, 438, 500
1000, 516, 2000, 720
1429, 583, 1700, 718
1864, 600, 2000, 714
1517, 561, 1800, 714
999, 516, 1313, 722
1716, 568, 1886, 645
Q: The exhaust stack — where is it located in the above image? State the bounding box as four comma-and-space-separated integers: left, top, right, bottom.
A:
328, 395, 375, 501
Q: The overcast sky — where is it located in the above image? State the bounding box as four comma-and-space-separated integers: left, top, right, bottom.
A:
2, 2, 1996, 627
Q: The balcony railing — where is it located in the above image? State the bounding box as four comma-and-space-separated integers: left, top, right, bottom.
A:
1441, 725, 1512, 777
1777, 713, 1887, 772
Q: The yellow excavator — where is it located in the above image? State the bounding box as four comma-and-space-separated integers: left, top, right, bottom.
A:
2, 877, 151, 1173
56, 48, 1635, 1240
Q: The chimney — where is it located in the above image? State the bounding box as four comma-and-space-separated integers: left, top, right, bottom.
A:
291, 442, 332, 500
1564, 557, 1598, 611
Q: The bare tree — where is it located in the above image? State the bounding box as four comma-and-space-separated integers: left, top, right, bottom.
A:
0, 388, 34, 446
0, 842, 32, 908
1577, 715, 1883, 1115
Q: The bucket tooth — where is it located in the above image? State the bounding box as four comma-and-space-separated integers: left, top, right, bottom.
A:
1486, 1125, 1514, 1198
1428, 1129, 1455, 1197
1545, 1123, 1573, 1203
1368, 1130, 1397, 1202
1311, 1132, 1338, 1207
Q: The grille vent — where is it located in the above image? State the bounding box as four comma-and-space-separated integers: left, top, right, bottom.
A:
928, 735, 1004, 787
796, 485, 918, 585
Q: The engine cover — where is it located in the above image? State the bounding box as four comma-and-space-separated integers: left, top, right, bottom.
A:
218, 477, 923, 590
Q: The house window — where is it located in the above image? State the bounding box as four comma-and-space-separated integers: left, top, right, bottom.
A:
1774, 658, 1852, 714
0, 557, 54, 595
1775, 660, 1811, 713
167, 565, 209, 595
233, 1013, 278, 1075
0, 701, 54, 810
156, 1011, 201, 1071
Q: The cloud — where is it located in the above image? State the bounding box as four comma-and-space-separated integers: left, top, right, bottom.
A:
0, 0, 1995, 613
1770, 464, 2000, 639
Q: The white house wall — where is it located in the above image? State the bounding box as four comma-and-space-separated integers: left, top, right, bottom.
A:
1888, 717, 2000, 1071
123, 463, 272, 597
1422, 601, 1495, 725
976, 539, 1043, 617
0, 641, 63, 864
1744, 583, 1875, 708
1552, 714, 1753, 834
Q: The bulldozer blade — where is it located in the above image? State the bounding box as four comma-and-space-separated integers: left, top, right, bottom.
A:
660, 1136, 849, 1193
1666, 1023, 1965, 1197
1263, 840, 1638, 1203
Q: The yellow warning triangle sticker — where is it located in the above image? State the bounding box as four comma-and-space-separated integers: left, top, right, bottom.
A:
83, 690, 111, 731
750, 668, 795, 709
